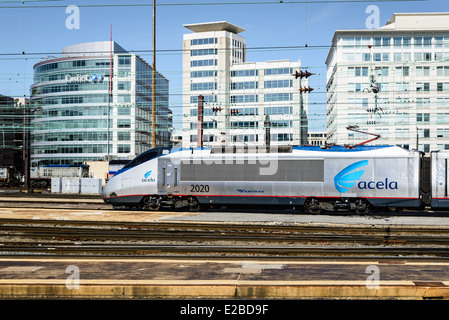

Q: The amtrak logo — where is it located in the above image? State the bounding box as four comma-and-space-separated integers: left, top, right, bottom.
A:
142, 170, 155, 183
334, 160, 368, 193
237, 189, 264, 194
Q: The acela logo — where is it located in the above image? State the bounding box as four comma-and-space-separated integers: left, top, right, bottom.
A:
334, 160, 398, 193
334, 160, 368, 193
142, 170, 155, 182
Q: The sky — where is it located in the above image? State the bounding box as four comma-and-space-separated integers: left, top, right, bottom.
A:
0, 0, 448, 132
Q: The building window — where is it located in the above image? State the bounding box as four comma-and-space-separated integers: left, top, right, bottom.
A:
395, 67, 409, 77
264, 68, 292, 76
418, 128, 430, 138
118, 55, 131, 66
118, 144, 130, 153
264, 93, 292, 102
72, 60, 86, 67
403, 37, 411, 47
437, 83, 449, 92
190, 49, 218, 56
191, 38, 217, 46
118, 106, 131, 116
190, 82, 217, 91
231, 70, 257, 77
118, 132, 131, 141
416, 83, 430, 92
418, 144, 430, 153
417, 67, 430, 77
437, 67, 449, 76
190, 59, 217, 67
117, 119, 131, 128
416, 113, 430, 123
231, 95, 258, 103
264, 80, 292, 88
118, 81, 130, 90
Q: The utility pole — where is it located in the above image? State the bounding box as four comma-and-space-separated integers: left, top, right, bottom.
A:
264, 115, 271, 147
23, 102, 30, 192
293, 69, 314, 145
197, 95, 204, 148
151, 0, 156, 148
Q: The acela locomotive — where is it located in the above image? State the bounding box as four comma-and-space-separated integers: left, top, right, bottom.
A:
102, 145, 449, 214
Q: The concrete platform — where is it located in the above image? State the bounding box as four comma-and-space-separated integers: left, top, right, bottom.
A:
1, 258, 449, 300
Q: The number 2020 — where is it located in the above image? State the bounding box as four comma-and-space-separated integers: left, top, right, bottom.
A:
190, 184, 210, 193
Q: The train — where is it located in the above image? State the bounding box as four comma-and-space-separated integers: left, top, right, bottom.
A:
0, 166, 21, 187
102, 144, 449, 214
30, 164, 89, 188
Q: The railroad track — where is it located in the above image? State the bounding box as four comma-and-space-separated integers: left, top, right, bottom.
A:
0, 196, 111, 210
1, 222, 449, 245
1, 243, 449, 260
1, 218, 449, 260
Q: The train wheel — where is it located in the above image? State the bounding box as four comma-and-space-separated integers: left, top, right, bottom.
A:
142, 196, 161, 211
188, 197, 205, 212
354, 199, 371, 215
305, 198, 321, 215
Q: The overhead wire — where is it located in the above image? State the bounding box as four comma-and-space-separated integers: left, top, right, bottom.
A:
0, 0, 427, 9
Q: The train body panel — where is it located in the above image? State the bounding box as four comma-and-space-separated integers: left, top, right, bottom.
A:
103, 145, 426, 213
431, 150, 449, 208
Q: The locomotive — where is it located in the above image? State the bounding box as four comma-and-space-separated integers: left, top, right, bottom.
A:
102, 144, 449, 214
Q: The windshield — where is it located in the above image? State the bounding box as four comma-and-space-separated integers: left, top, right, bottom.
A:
119, 147, 170, 171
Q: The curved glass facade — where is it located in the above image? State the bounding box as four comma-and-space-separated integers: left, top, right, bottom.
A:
30, 41, 171, 167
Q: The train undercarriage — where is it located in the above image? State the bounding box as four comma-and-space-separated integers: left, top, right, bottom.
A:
113, 194, 420, 215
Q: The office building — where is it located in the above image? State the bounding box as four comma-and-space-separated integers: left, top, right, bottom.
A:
326, 12, 449, 153
182, 21, 308, 147
308, 131, 327, 146
0, 95, 27, 173
30, 41, 171, 167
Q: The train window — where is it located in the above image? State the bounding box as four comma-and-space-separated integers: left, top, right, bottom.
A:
174, 168, 178, 187
121, 151, 159, 170
181, 159, 324, 182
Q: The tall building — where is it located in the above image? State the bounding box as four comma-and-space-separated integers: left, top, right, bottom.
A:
182, 21, 308, 148
326, 12, 449, 153
30, 41, 172, 167
0, 95, 27, 173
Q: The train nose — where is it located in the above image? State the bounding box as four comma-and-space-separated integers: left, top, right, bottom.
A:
102, 179, 117, 201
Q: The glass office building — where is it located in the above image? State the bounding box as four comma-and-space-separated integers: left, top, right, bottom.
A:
30, 41, 171, 167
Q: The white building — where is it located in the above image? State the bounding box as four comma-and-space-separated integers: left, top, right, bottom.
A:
308, 131, 327, 146
182, 21, 308, 148
326, 12, 449, 153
